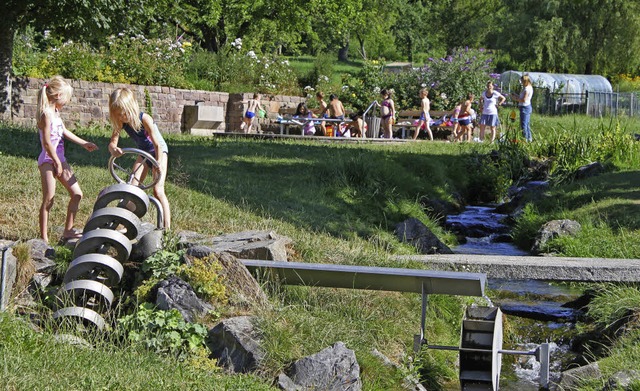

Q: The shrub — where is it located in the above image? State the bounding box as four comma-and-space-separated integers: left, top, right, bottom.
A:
340, 48, 497, 113
141, 250, 184, 280
12, 27, 47, 78
178, 256, 227, 304
104, 34, 192, 88
117, 303, 208, 359
44, 41, 103, 82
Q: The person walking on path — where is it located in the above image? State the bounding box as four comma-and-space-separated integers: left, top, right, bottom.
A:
36, 76, 98, 243
108, 88, 171, 230
511, 74, 534, 142
479, 81, 506, 143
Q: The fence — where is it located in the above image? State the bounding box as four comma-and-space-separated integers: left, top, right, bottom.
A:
528, 89, 640, 118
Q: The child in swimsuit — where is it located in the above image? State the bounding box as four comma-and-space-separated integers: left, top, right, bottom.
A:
294, 102, 317, 135
415, 88, 433, 140
36, 76, 98, 243
108, 87, 171, 230
380, 89, 396, 139
315, 91, 328, 136
241, 93, 264, 133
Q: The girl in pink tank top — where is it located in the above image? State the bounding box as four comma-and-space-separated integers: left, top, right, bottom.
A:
37, 76, 98, 243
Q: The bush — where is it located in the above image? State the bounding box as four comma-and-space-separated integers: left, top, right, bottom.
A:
340, 48, 498, 113
117, 303, 209, 359
141, 250, 184, 280
104, 34, 192, 87
178, 256, 227, 304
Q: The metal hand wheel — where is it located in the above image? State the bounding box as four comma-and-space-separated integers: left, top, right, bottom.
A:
108, 148, 160, 190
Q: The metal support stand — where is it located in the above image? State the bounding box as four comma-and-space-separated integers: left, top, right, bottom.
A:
1, 244, 14, 312
148, 195, 165, 230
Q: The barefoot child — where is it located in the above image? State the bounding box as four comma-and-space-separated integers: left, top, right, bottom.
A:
415, 88, 433, 140
240, 93, 264, 133
108, 88, 171, 230
380, 89, 396, 139
37, 76, 98, 243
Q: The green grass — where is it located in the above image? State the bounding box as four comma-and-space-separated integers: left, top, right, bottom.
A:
4, 112, 640, 389
0, 122, 490, 389
0, 314, 274, 391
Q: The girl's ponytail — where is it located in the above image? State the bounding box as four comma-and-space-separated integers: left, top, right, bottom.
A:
36, 84, 50, 121
36, 76, 72, 121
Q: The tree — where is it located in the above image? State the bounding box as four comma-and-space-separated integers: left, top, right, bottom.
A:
0, 0, 147, 118
497, 0, 640, 76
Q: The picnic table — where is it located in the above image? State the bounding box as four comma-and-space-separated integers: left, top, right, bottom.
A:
277, 117, 352, 137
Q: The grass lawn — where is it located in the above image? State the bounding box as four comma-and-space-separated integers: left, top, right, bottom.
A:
3, 112, 640, 389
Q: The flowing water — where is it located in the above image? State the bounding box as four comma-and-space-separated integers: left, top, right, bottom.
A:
447, 205, 581, 389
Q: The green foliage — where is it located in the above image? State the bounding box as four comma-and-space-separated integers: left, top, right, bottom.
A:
0, 313, 271, 389
529, 118, 638, 184
11, 27, 46, 78
419, 47, 496, 110
103, 34, 192, 87
53, 245, 74, 277
184, 40, 299, 95
463, 138, 529, 204
117, 303, 208, 359
340, 48, 496, 113
141, 250, 184, 279
511, 204, 546, 251
44, 41, 103, 81
178, 256, 227, 304
588, 285, 640, 329
144, 88, 153, 116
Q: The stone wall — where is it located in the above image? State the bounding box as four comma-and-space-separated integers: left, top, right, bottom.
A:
9, 77, 305, 134
227, 93, 306, 133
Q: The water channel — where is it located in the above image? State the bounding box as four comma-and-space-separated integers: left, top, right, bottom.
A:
447, 205, 582, 388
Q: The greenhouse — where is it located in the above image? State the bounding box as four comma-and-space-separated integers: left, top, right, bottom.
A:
499, 71, 612, 94
499, 71, 621, 116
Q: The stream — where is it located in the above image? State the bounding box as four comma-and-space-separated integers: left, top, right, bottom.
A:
447, 205, 581, 389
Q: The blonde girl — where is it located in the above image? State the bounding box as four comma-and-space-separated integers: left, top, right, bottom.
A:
108, 88, 171, 230
36, 76, 98, 243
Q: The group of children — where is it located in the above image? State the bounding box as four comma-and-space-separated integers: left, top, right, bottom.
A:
37, 76, 171, 243
292, 92, 358, 137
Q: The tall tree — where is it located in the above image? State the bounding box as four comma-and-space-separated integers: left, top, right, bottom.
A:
498, 0, 640, 75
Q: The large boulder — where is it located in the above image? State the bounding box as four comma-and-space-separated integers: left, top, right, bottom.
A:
26, 239, 56, 290
557, 362, 601, 389
395, 218, 453, 254
154, 276, 213, 323
575, 162, 605, 180
183, 249, 270, 310
278, 342, 362, 391
130, 227, 164, 262
206, 316, 265, 373
531, 219, 581, 254
178, 230, 291, 262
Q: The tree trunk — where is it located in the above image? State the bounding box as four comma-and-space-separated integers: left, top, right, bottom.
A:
0, 23, 14, 120
356, 34, 367, 60
338, 41, 349, 62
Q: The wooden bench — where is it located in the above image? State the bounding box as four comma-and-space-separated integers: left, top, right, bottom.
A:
391, 110, 456, 140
